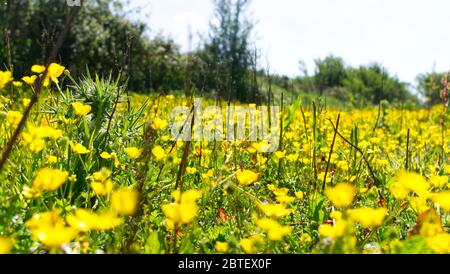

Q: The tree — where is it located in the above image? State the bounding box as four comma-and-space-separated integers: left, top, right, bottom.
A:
203, 0, 254, 102
0, 0, 184, 92
306, 54, 417, 106
314, 55, 347, 95
417, 72, 447, 107
344, 64, 415, 105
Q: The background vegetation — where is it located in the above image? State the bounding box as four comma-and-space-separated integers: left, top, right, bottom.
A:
1, 0, 450, 255
0, 0, 447, 106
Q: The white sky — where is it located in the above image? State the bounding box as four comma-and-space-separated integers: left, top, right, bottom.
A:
129, 0, 450, 86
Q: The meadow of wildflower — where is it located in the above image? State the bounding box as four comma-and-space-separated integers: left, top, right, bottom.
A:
1, 63, 450, 255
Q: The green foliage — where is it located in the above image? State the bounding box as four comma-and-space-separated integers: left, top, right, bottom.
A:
299, 55, 419, 107
193, 0, 254, 102
314, 55, 347, 94
0, 0, 184, 92
416, 71, 448, 106
344, 64, 416, 105
0, 1, 422, 106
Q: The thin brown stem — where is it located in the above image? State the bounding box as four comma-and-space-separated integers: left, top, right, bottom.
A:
103, 82, 122, 148
3, 28, 12, 71
278, 92, 284, 177
327, 118, 380, 187
323, 114, 340, 190
175, 113, 194, 192
0, 6, 81, 173
406, 128, 410, 170
372, 102, 381, 134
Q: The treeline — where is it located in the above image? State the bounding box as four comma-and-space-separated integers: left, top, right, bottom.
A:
0, 0, 444, 106
0, 0, 185, 92
417, 71, 450, 106
290, 56, 419, 107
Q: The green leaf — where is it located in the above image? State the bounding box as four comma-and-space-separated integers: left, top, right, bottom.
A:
144, 231, 164, 254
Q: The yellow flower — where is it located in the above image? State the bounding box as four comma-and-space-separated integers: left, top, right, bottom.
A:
390, 182, 409, 200
59, 115, 76, 124
13, 81, 22, 87
330, 211, 343, 220
300, 233, 312, 244
22, 185, 42, 199
45, 127, 64, 139
409, 197, 429, 214
347, 207, 387, 227
42, 63, 65, 87
430, 191, 450, 212
186, 167, 197, 174
113, 156, 120, 168
0, 237, 13, 254
445, 165, 450, 175
32, 168, 69, 191
258, 203, 291, 218
0, 70, 13, 90
274, 151, 286, 160
429, 175, 448, 189
25, 209, 76, 249
100, 152, 112, 159
215, 241, 229, 253
22, 75, 37, 85
269, 187, 294, 204
92, 168, 111, 182
151, 117, 168, 130
240, 238, 254, 253
72, 102, 92, 116
391, 170, 430, 199
111, 189, 139, 216
256, 218, 292, 241
318, 220, 347, 239
162, 189, 202, 228
6, 111, 22, 126
286, 154, 299, 162
236, 170, 259, 186
427, 233, 450, 254
295, 191, 304, 200
240, 235, 264, 253
421, 221, 444, 237
318, 171, 332, 184
152, 145, 165, 161
90, 168, 113, 196
174, 189, 203, 204
325, 183, 356, 208
91, 180, 113, 196
359, 187, 369, 194
202, 169, 214, 179
125, 147, 143, 159
268, 185, 289, 196
71, 142, 91, 154
415, 209, 444, 237
22, 124, 63, 149
31, 65, 46, 73
276, 195, 295, 204
252, 141, 272, 153
66, 209, 123, 232
161, 134, 171, 141
46, 155, 58, 164
23, 98, 31, 107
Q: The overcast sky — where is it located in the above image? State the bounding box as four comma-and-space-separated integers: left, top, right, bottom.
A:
129, 0, 450, 87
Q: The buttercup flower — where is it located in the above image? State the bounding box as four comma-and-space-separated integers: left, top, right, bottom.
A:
72, 102, 92, 116
22, 75, 37, 85
325, 183, 356, 208
0, 70, 13, 90
125, 147, 143, 159
236, 170, 259, 186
